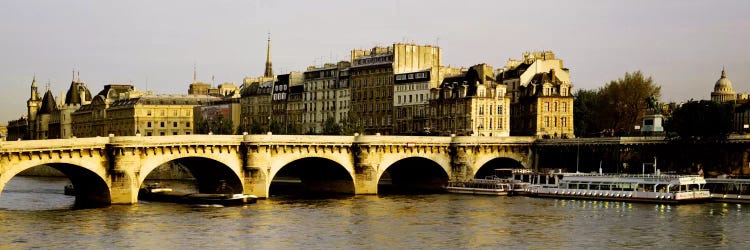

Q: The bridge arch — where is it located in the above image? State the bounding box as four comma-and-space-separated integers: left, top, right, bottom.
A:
138, 151, 244, 194
269, 156, 355, 196
378, 156, 450, 193
474, 157, 526, 179
0, 160, 110, 207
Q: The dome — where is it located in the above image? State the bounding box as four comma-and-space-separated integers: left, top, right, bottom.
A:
713, 69, 734, 93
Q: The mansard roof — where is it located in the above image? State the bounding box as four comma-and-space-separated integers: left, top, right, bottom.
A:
96, 84, 134, 99
530, 70, 563, 85
109, 94, 221, 109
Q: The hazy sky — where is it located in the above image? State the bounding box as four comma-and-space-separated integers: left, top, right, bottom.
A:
1, 0, 748, 123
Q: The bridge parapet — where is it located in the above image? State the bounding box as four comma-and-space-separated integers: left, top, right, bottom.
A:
243, 134, 355, 146
354, 135, 452, 146
0, 137, 108, 152
450, 136, 536, 145
109, 135, 243, 146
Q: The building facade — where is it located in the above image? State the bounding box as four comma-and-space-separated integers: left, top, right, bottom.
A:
72, 86, 219, 137
429, 64, 510, 136
394, 70, 433, 134
239, 80, 273, 133
499, 51, 574, 138
302, 62, 349, 133
349, 43, 442, 135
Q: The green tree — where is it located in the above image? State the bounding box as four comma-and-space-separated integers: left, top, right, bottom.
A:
269, 120, 284, 134
573, 89, 601, 137
195, 114, 233, 134
598, 71, 661, 134
665, 100, 733, 141
341, 113, 364, 135
243, 119, 265, 134
321, 117, 342, 135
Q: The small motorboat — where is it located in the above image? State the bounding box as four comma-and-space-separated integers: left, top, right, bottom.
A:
139, 183, 258, 206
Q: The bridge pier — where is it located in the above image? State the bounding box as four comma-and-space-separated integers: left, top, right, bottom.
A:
449, 144, 474, 181
352, 145, 380, 195
109, 148, 141, 204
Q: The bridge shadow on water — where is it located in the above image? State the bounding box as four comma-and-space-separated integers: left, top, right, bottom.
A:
378, 157, 449, 195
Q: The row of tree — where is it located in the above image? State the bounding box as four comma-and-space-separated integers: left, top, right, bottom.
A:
574, 71, 662, 137
575, 70, 735, 140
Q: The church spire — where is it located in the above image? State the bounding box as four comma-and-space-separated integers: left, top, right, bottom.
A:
721, 67, 727, 78
193, 63, 197, 83
264, 32, 273, 78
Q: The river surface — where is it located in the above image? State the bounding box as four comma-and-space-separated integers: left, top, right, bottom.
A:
1, 176, 749, 249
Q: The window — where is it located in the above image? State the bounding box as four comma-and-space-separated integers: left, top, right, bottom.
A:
147, 132, 152, 136
160, 132, 165, 136
147, 122, 152, 128
186, 122, 191, 128
544, 102, 550, 112
147, 110, 152, 116
554, 102, 558, 112
562, 117, 568, 127
160, 122, 165, 127
497, 104, 503, 114
173, 122, 178, 127
173, 132, 178, 135
562, 102, 568, 112
544, 116, 550, 127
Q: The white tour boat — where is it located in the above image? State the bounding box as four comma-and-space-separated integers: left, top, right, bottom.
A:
529, 173, 711, 203
705, 178, 750, 203
446, 177, 513, 195
445, 168, 534, 196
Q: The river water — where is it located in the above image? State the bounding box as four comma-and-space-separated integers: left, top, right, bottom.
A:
1, 176, 749, 249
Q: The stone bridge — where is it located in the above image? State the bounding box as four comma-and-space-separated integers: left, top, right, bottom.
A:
0, 135, 536, 206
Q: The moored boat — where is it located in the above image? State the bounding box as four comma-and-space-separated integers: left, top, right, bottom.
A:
705, 178, 750, 203
139, 183, 258, 206
446, 178, 513, 195
529, 173, 711, 203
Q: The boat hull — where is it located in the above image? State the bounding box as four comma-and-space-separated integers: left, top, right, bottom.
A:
139, 190, 258, 206
446, 187, 510, 196
529, 188, 711, 204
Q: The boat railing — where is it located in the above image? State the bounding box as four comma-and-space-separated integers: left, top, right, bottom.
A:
563, 173, 703, 180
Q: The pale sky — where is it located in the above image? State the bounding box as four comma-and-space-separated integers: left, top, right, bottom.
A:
1, 0, 748, 123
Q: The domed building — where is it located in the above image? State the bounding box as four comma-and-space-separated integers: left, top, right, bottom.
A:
711, 69, 737, 103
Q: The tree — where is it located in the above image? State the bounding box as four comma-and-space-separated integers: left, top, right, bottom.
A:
195, 114, 233, 134
321, 117, 342, 135
341, 113, 364, 135
598, 71, 661, 134
573, 89, 601, 137
665, 100, 733, 141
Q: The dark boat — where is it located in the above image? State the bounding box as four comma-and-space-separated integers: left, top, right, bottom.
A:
64, 184, 75, 196
139, 183, 258, 206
